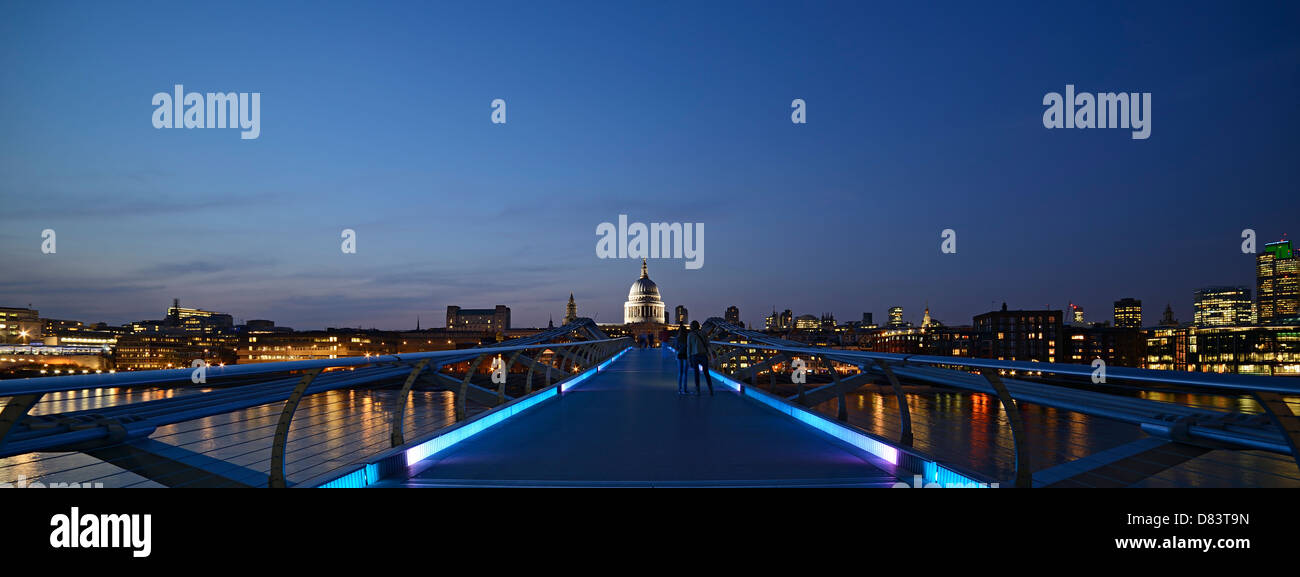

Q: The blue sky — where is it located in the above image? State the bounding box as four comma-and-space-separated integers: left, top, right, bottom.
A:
2, 0, 1297, 329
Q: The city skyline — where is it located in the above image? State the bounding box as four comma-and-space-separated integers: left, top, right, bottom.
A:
1, 241, 1279, 331
3, 2, 1298, 331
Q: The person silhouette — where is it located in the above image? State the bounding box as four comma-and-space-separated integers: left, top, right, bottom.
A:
687, 320, 714, 396
674, 323, 689, 395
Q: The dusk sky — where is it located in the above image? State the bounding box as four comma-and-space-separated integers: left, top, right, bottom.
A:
2, 0, 1297, 330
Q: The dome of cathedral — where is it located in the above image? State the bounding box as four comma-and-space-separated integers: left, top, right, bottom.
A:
628, 275, 661, 301
624, 259, 666, 324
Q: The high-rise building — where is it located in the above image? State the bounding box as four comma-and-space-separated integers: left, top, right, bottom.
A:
1114, 298, 1142, 329
1258, 240, 1299, 324
1193, 286, 1253, 327
861, 312, 874, 327
447, 305, 511, 332
724, 306, 740, 325
563, 293, 578, 325
886, 306, 909, 329
780, 309, 793, 330
1070, 304, 1085, 324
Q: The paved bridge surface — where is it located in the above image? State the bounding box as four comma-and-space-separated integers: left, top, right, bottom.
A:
379, 348, 899, 487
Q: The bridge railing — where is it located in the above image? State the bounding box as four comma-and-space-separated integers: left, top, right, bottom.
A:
700, 319, 1300, 488
0, 320, 630, 488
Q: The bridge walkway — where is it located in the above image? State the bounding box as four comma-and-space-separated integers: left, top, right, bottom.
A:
381, 348, 899, 487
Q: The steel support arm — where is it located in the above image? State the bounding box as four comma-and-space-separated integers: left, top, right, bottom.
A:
269, 368, 323, 488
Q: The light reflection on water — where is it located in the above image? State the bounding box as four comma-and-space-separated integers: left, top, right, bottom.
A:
816, 387, 1300, 487
0, 386, 467, 487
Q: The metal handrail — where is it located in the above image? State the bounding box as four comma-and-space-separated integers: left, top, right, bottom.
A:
701, 318, 1300, 485
701, 318, 1300, 394
0, 320, 632, 488
0, 338, 629, 397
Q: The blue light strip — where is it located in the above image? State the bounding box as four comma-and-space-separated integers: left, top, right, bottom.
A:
314, 347, 631, 488
317, 466, 367, 489
403, 387, 557, 466
560, 346, 630, 392
924, 461, 987, 487
711, 368, 994, 486
709, 369, 899, 465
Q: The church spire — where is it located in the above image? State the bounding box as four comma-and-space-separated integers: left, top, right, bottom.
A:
564, 292, 578, 325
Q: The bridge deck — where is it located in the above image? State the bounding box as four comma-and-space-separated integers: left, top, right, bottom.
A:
381, 348, 899, 487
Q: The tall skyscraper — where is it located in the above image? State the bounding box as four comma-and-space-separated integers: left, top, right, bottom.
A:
1258, 240, 1299, 324
1113, 298, 1142, 329
675, 305, 689, 324
1193, 286, 1253, 327
724, 305, 740, 325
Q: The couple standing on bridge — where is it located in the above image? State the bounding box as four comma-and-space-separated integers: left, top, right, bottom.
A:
673, 321, 714, 396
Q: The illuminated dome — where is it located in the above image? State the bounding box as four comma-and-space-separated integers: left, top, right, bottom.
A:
624, 259, 666, 324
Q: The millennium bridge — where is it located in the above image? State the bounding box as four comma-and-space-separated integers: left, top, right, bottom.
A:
1, 318, 1297, 488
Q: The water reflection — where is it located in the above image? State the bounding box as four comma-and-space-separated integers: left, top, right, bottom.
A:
813, 387, 1300, 487
0, 386, 473, 487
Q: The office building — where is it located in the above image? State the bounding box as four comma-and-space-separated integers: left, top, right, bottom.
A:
0, 307, 42, 344
1114, 298, 1142, 329
1258, 240, 1300, 324
1193, 286, 1253, 327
